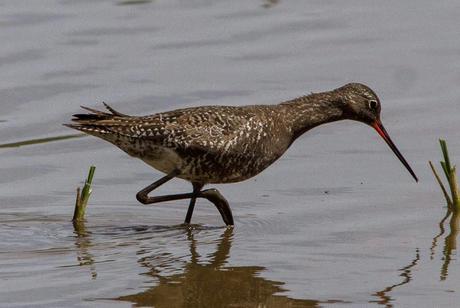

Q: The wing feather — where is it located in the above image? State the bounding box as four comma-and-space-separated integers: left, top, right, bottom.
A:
66, 103, 257, 156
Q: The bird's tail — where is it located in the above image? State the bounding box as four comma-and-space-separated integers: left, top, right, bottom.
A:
64, 102, 132, 137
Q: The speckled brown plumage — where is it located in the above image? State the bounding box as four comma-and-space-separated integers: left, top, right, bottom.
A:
65, 83, 417, 225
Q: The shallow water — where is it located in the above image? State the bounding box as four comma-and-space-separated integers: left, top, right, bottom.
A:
1, 0, 460, 307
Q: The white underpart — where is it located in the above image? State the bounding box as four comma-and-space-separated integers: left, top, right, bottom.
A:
141, 145, 185, 175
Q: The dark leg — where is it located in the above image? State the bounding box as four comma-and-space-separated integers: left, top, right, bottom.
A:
135, 170, 234, 226
184, 183, 204, 224
136, 169, 193, 204
199, 188, 234, 226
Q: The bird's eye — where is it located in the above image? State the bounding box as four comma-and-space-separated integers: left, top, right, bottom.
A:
368, 100, 378, 110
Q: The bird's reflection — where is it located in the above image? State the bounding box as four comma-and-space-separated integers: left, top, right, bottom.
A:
73, 221, 97, 279
430, 208, 460, 281
371, 248, 420, 308
116, 227, 340, 308
372, 203, 460, 307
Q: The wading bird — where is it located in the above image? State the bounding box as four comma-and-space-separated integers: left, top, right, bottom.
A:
65, 83, 418, 226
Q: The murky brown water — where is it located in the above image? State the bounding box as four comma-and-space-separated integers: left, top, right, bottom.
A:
1, 0, 460, 307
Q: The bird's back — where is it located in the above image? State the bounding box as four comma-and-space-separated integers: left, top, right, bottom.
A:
66, 103, 292, 184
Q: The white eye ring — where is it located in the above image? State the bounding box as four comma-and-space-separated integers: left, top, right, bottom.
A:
368, 100, 378, 110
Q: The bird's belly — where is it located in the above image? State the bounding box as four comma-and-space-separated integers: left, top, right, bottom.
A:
138, 140, 287, 184
184, 152, 283, 184
142, 150, 273, 184
140, 146, 223, 182
141, 146, 185, 175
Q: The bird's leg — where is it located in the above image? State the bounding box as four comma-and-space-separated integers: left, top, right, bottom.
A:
136, 169, 195, 204
198, 188, 234, 226
136, 170, 234, 226
184, 183, 204, 224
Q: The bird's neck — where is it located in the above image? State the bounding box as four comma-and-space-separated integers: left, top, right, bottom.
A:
278, 90, 345, 141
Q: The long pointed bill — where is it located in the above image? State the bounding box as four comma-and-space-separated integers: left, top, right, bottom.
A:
372, 120, 418, 182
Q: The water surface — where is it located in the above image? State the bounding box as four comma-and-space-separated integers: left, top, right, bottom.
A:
1, 0, 460, 307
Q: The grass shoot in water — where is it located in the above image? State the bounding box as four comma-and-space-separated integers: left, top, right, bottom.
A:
72, 166, 96, 222
429, 140, 459, 210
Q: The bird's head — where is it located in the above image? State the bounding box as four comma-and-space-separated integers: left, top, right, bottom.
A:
335, 83, 381, 124
335, 83, 418, 182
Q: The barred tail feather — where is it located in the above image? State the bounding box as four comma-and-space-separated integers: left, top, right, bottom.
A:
70, 102, 131, 122
64, 102, 132, 139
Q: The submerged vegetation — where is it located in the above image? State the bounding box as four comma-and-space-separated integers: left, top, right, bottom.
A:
0, 133, 84, 148
429, 139, 460, 210
72, 166, 96, 222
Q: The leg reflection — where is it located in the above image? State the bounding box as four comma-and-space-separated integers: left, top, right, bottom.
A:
116, 227, 340, 307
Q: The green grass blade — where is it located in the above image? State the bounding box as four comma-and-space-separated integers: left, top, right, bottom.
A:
80, 165, 96, 207
72, 187, 82, 221
439, 139, 452, 172
441, 161, 450, 180
72, 166, 96, 222
433, 140, 459, 211
451, 166, 459, 207
85, 166, 96, 187
430, 161, 453, 208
